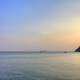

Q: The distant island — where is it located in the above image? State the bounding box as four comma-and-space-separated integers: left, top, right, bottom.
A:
75, 46, 80, 52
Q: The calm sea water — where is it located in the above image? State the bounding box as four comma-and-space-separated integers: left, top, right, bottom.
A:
0, 52, 80, 80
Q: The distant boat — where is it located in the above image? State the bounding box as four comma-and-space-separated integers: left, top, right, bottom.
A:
75, 46, 80, 52
63, 51, 68, 53
39, 50, 47, 53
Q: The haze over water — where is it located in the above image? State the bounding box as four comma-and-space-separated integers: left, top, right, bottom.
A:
0, 52, 80, 80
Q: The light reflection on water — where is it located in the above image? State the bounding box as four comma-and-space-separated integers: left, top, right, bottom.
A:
0, 53, 80, 80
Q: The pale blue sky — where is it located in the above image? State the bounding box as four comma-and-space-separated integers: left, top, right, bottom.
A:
0, 0, 80, 51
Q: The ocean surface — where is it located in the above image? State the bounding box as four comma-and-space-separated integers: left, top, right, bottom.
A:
0, 52, 80, 80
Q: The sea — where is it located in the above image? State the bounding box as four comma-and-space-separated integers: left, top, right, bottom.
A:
0, 52, 80, 80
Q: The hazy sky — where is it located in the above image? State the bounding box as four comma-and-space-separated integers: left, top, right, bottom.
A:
0, 0, 80, 51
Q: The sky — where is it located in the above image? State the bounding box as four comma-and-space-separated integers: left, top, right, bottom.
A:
0, 0, 80, 51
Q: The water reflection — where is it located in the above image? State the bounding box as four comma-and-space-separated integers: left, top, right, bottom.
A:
0, 53, 80, 80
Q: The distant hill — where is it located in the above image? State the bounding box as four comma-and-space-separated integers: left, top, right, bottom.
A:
75, 46, 80, 52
